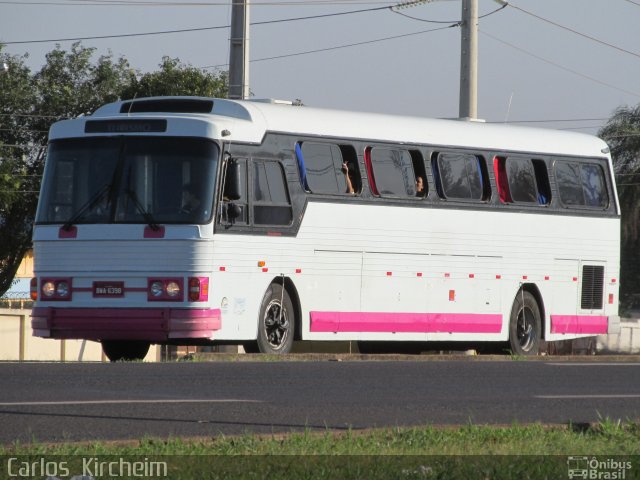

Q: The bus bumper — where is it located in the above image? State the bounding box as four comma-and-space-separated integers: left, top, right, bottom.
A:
31, 307, 222, 342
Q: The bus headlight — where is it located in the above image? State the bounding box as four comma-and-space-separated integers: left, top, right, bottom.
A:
42, 281, 56, 297
147, 278, 184, 301
166, 281, 181, 297
40, 278, 72, 300
56, 281, 70, 298
150, 281, 164, 297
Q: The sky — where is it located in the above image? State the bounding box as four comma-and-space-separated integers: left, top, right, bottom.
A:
1, 0, 640, 135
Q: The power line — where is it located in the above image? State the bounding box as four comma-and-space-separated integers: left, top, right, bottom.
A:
391, 2, 505, 23
2, 4, 394, 44
621, 0, 640, 6
201, 23, 457, 68
497, 1, 640, 61
3, 24, 229, 45
479, 29, 640, 98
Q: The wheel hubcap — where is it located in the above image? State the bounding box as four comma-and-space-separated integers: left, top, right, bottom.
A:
517, 307, 535, 352
263, 299, 290, 350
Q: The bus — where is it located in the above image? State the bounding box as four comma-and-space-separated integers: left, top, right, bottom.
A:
31, 96, 621, 361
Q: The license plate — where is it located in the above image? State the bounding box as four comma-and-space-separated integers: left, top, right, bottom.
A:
93, 281, 125, 298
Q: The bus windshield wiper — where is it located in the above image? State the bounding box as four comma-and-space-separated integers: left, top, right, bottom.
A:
125, 189, 160, 231
62, 183, 111, 231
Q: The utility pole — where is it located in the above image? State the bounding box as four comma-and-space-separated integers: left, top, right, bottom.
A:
458, 0, 478, 120
228, 0, 250, 100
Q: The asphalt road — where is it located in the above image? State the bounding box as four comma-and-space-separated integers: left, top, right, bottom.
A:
0, 359, 639, 444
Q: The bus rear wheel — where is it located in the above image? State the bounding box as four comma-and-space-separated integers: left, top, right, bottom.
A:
102, 340, 150, 362
508, 291, 541, 356
255, 283, 295, 354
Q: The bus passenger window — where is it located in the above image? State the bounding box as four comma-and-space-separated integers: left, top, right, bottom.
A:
369, 147, 416, 197
556, 162, 584, 206
299, 142, 360, 195
432, 152, 488, 201
556, 161, 608, 209
506, 157, 538, 203
496, 157, 551, 206
252, 160, 293, 225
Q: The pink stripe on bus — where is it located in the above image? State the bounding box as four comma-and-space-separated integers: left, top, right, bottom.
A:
310, 311, 502, 334
550, 315, 607, 334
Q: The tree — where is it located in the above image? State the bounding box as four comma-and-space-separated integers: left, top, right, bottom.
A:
121, 56, 228, 99
0, 43, 228, 296
598, 105, 640, 308
0, 49, 41, 295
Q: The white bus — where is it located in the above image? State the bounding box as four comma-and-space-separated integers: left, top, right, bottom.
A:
31, 97, 620, 360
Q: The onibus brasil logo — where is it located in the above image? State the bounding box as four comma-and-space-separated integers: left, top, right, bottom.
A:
567, 457, 632, 479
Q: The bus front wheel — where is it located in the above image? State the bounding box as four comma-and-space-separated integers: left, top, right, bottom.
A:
102, 340, 151, 362
255, 283, 295, 354
508, 291, 541, 356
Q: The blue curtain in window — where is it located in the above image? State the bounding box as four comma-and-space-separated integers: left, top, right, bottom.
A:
295, 143, 310, 191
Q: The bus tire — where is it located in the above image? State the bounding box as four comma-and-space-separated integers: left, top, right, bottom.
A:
102, 340, 151, 362
508, 291, 541, 356
256, 283, 295, 354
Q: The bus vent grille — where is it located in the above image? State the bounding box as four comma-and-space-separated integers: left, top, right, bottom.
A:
581, 265, 604, 310
120, 99, 214, 114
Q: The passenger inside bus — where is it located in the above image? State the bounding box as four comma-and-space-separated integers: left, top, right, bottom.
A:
181, 184, 201, 214
342, 162, 355, 194
415, 176, 425, 197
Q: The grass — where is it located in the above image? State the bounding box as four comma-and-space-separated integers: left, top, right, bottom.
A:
1, 422, 639, 479
5, 422, 639, 456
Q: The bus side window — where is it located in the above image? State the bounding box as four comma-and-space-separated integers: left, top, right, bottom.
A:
556, 160, 608, 208
495, 156, 551, 206
505, 156, 538, 204
368, 147, 417, 197
299, 142, 360, 195
432, 152, 489, 201
556, 161, 585, 207
252, 160, 293, 225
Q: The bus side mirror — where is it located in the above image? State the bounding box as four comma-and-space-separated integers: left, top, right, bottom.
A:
227, 203, 242, 220
224, 159, 242, 201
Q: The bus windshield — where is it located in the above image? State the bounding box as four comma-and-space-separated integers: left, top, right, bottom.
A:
36, 137, 219, 226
